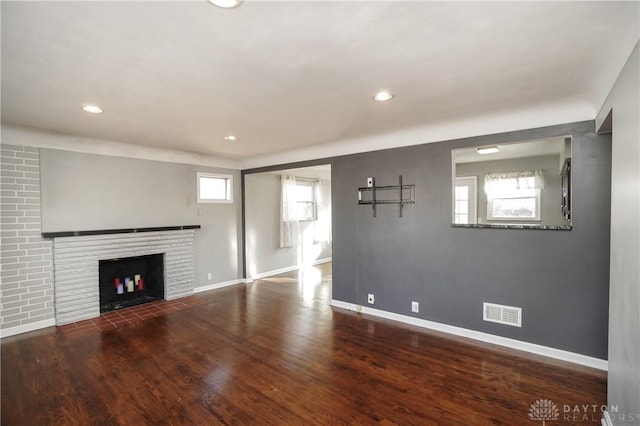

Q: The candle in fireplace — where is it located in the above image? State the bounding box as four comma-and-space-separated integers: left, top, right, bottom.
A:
115, 278, 124, 295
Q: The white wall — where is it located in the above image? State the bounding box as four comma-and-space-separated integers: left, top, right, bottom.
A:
597, 42, 639, 425
245, 172, 331, 278
39, 148, 243, 289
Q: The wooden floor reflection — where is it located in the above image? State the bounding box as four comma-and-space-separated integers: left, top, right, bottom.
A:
1, 262, 606, 425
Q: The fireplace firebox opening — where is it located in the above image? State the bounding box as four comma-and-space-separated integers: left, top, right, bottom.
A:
99, 254, 164, 313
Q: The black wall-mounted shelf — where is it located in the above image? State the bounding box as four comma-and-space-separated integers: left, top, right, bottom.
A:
358, 175, 415, 217
42, 225, 201, 238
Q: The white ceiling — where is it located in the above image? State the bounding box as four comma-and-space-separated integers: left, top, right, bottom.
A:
267, 164, 331, 180
2, 1, 638, 165
454, 136, 566, 164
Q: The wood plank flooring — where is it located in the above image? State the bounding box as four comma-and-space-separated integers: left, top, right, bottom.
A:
1, 263, 607, 425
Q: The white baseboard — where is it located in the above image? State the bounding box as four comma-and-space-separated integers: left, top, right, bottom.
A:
330, 300, 608, 371
0, 318, 56, 339
251, 265, 300, 280
193, 278, 244, 293
249, 257, 332, 280
601, 412, 613, 426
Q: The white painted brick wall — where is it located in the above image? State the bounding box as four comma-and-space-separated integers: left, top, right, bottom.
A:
1, 144, 55, 330
52, 230, 195, 325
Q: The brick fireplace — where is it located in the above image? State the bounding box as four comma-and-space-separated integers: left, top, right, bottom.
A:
49, 227, 197, 325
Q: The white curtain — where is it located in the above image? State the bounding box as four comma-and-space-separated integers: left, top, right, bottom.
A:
485, 170, 544, 193
280, 175, 298, 248
314, 179, 332, 244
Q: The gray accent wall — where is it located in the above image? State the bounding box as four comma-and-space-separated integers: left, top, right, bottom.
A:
597, 43, 639, 424
245, 172, 331, 277
332, 120, 611, 359
39, 149, 243, 287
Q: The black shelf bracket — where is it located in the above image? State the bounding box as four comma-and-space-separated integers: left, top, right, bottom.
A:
357, 175, 415, 218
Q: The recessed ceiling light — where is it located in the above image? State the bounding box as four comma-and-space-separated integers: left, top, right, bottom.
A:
224, 135, 239, 141
207, 0, 242, 8
477, 146, 500, 155
373, 91, 394, 102
81, 105, 103, 114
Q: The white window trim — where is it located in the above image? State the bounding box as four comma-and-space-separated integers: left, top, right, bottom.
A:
197, 172, 233, 203
487, 189, 541, 221
294, 179, 317, 222
454, 176, 477, 225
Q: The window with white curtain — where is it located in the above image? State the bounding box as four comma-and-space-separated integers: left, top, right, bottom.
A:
282, 177, 317, 222
280, 175, 330, 249
313, 179, 332, 244
485, 170, 544, 221
290, 180, 317, 221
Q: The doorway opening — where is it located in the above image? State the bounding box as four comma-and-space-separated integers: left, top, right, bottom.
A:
244, 164, 332, 288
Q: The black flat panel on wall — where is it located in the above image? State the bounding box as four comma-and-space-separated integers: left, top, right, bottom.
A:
331, 120, 611, 359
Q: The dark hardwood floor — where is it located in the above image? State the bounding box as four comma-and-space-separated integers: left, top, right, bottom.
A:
1, 263, 606, 425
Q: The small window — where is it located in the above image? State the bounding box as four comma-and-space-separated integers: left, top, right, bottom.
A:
485, 171, 543, 221
291, 181, 316, 221
197, 172, 232, 203
488, 194, 539, 221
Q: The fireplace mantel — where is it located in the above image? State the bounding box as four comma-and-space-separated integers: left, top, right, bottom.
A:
42, 225, 200, 238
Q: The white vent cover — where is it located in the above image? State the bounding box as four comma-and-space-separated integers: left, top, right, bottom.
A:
483, 302, 522, 327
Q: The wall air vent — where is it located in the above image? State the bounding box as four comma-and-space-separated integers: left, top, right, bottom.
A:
483, 302, 522, 327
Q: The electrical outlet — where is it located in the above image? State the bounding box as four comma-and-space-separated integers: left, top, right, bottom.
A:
367, 177, 374, 187
411, 301, 419, 313
367, 293, 375, 304
207, 273, 212, 281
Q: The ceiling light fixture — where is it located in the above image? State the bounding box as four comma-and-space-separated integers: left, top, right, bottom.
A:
373, 91, 394, 102
207, 0, 243, 8
81, 105, 103, 114
477, 146, 500, 155
224, 135, 239, 141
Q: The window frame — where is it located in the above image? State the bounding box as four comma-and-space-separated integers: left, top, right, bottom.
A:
486, 188, 541, 221
291, 179, 317, 221
454, 176, 477, 225
197, 172, 233, 204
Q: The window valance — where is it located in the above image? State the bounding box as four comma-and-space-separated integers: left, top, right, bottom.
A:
484, 170, 544, 193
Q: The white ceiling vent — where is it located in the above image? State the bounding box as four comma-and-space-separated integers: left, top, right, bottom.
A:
483, 302, 522, 327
